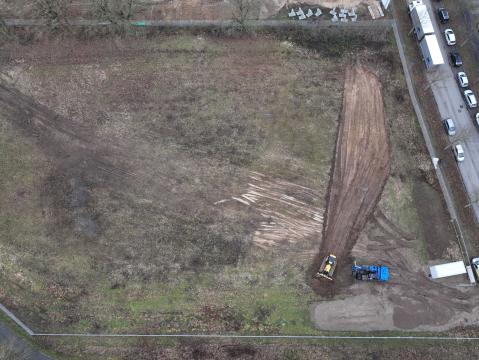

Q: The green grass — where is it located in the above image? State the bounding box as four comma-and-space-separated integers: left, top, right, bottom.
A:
0, 32, 446, 345
379, 178, 420, 235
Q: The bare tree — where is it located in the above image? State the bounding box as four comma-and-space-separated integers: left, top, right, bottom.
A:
33, 0, 70, 30
231, 0, 259, 30
96, 0, 135, 23
95, 0, 135, 35
443, 128, 473, 150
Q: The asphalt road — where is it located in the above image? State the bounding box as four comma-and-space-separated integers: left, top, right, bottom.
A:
421, 0, 479, 221
0, 324, 52, 360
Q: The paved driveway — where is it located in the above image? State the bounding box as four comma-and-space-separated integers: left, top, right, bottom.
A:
421, 0, 479, 221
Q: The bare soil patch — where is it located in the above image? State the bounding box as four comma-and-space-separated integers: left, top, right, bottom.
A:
313, 65, 389, 296
312, 204, 479, 331
216, 171, 324, 250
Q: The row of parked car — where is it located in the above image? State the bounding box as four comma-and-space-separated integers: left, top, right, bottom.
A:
436, 3, 479, 283
435, 6, 473, 162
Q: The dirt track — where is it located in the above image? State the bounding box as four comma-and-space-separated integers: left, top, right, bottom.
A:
314, 65, 389, 294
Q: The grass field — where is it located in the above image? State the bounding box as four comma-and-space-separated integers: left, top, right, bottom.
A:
0, 28, 457, 347
0, 34, 344, 335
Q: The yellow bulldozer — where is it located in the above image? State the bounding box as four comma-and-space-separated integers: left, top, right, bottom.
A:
315, 254, 337, 280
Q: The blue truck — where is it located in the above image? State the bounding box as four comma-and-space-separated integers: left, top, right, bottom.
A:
352, 264, 389, 282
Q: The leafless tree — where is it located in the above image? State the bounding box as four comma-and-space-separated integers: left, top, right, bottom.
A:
231, 0, 259, 30
95, 0, 136, 35
96, 0, 135, 23
33, 0, 70, 30
443, 128, 472, 150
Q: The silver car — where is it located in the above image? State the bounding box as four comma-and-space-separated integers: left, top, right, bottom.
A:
443, 118, 456, 136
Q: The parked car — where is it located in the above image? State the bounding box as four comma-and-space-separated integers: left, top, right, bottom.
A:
472, 258, 479, 281
451, 52, 463, 67
438, 7, 449, 23
464, 89, 478, 108
443, 118, 456, 136
454, 144, 465, 162
444, 29, 456, 45
476, 113, 479, 126
457, 72, 469, 87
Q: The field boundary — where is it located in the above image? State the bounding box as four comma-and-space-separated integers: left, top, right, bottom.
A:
0, 16, 475, 341
2, 18, 393, 28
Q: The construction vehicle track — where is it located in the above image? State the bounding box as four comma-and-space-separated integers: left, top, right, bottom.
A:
313, 65, 390, 296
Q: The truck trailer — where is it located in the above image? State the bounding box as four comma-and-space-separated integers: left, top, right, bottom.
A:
410, 4, 434, 41
419, 34, 444, 70
429, 261, 467, 279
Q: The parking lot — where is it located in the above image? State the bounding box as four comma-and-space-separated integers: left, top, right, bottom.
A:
422, 0, 479, 222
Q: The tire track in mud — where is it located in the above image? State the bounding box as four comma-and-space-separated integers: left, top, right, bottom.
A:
0, 81, 132, 239
312, 65, 390, 296
313, 210, 478, 331
0, 81, 134, 179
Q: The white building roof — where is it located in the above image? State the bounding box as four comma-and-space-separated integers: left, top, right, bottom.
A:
430, 261, 466, 279
422, 34, 444, 65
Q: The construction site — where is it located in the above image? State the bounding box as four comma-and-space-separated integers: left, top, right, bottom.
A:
0, 0, 479, 359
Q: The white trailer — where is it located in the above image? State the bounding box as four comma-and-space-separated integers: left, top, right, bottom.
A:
429, 261, 467, 279
408, 0, 423, 13
410, 4, 434, 41
419, 34, 444, 70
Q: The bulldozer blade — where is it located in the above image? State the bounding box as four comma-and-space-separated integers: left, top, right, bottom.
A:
315, 272, 333, 281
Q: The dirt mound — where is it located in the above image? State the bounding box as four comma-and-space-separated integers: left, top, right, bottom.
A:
313, 65, 389, 295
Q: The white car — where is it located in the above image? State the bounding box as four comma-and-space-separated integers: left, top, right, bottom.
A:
444, 29, 456, 45
457, 72, 469, 87
454, 144, 465, 162
476, 113, 479, 126
464, 89, 478, 108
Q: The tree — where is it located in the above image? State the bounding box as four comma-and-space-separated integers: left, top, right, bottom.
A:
95, 0, 135, 35
443, 128, 472, 150
231, 0, 259, 30
96, 0, 135, 23
33, 0, 70, 30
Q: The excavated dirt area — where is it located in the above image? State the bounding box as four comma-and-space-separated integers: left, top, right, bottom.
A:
312, 206, 479, 331
310, 66, 479, 331
312, 65, 389, 297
